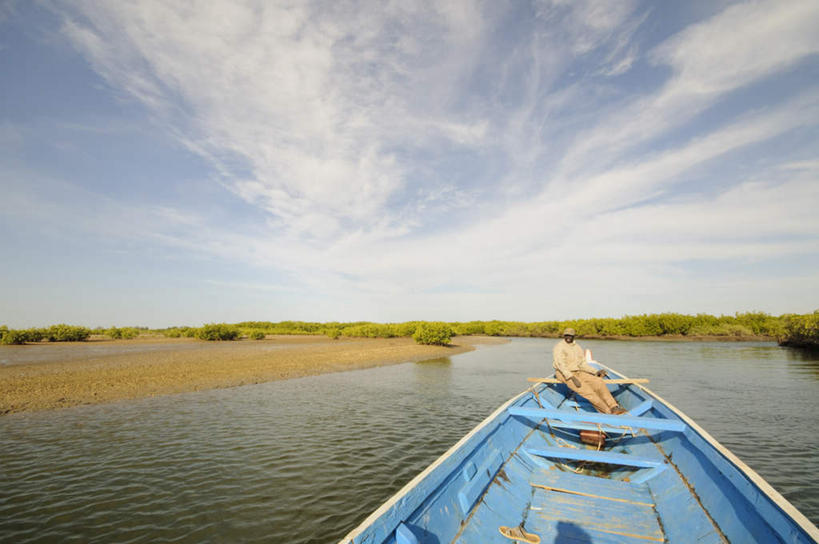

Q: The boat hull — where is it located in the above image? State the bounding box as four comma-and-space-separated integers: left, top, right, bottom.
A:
339, 364, 818, 543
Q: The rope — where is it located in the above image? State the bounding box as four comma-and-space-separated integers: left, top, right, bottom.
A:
528, 385, 544, 409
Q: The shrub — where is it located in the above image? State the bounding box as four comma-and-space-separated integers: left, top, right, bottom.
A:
720, 324, 754, 337
196, 323, 240, 341
341, 323, 399, 338
656, 313, 693, 335
23, 328, 46, 342
393, 322, 420, 337
325, 328, 341, 340
688, 323, 754, 337
162, 327, 197, 338
46, 324, 91, 342
452, 321, 487, 335
1, 329, 28, 345
106, 327, 139, 340
0, 328, 45, 344
483, 321, 505, 336
413, 322, 453, 345
249, 330, 266, 340
779, 311, 819, 347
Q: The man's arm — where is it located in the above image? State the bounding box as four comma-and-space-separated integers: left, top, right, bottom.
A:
578, 358, 599, 375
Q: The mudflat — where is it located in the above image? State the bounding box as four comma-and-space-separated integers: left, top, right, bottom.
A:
0, 335, 507, 415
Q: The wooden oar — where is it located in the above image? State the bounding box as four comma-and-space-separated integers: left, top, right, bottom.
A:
527, 377, 649, 384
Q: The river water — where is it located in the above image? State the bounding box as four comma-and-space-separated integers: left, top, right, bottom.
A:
1, 338, 817, 543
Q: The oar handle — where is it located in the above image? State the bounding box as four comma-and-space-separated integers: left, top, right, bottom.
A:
527, 377, 649, 384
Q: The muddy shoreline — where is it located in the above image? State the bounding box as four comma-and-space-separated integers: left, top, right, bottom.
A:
0, 336, 507, 415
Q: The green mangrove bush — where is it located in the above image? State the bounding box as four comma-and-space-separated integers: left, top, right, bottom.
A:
779, 311, 819, 347
46, 324, 91, 342
106, 327, 139, 340
1, 329, 27, 345
413, 322, 453, 345
196, 323, 240, 341
162, 327, 198, 338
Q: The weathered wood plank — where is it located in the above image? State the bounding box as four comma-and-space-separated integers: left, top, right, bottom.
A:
509, 406, 686, 433
529, 484, 665, 542
530, 469, 654, 505
531, 484, 655, 507
628, 399, 653, 417
526, 446, 664, 468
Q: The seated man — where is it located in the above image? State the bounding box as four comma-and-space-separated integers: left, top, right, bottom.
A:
552, 328, 626, 415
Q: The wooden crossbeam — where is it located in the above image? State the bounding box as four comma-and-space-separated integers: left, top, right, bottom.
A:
508, 406, 686, 433
628, 399, 653, 417
527, 377, 649, 384
525, 447, 664, 468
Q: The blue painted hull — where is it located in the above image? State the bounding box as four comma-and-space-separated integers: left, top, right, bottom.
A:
339, 365, 819, 544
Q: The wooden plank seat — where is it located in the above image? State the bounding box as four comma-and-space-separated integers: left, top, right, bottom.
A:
545, 401, 653, 433
508, 406, 686, 433
525, 468, 666, 543
526, 478, 665, 543
529, 469, 655, 507
525, 447, 665, 468
626, 399, 653, 417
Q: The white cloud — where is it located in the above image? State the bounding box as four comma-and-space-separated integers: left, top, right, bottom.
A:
56, 0, 491, 241
539, 0, 638, 55
653, 0, 819, 97
559, 0, 819, 178
12, 0, 817, 323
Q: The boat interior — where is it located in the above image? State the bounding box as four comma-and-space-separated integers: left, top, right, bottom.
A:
372, 368, 806, 544
452, 382, 720, 544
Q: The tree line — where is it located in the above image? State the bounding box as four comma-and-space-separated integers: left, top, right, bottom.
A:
2, 311, 817, 347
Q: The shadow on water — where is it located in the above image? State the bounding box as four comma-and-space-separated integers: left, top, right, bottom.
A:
782, 346, 819, 361
781, 347, 819, 380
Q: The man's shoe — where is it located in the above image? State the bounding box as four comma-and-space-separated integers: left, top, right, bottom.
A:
499, 525, 540, 544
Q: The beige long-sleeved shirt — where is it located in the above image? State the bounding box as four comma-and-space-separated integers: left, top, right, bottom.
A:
552, 339, 597, 379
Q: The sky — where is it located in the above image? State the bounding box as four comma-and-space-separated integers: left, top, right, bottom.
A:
1, 0, 818, 328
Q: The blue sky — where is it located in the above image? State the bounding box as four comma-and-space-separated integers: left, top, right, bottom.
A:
1, 0, 818, 328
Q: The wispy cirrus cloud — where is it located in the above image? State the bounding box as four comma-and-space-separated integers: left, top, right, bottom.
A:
558, 0, 819, 178
56, 1, 493, 241
3, 0, 816, 325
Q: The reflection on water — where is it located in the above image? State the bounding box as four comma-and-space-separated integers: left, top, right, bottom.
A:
412, 357, 453, 387
0, 339, 817, 543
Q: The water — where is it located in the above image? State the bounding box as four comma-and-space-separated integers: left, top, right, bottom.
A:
1, 339, 817, 543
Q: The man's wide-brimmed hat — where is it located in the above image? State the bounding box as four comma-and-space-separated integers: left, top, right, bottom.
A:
562, 328, 576, 336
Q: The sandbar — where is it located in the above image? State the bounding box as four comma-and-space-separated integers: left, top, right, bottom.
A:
0, 335, 507, 415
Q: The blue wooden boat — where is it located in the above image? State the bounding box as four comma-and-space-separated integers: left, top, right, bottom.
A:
339, 361, 819, 543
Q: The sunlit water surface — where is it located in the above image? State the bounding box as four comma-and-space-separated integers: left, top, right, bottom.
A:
1, 339, 817, 543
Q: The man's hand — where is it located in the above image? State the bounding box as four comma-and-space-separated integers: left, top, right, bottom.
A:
571, 376, 581, 388
596, 369, 607, 378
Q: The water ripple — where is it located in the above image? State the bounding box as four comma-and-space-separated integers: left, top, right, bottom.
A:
1, 339, 817, 543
